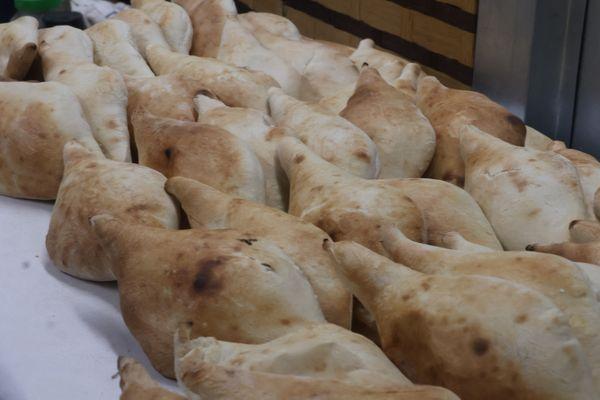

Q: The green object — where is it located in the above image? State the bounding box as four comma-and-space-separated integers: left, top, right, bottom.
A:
14, 0, 62, 13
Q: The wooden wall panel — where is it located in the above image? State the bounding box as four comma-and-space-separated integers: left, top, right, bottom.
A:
234, 0, 476, 88
284, 7, 361, 47
358, 0, 475, 67
359, 0, 412, 39
252, 0, 282, 13
316, 0, 360, 19
407, 9, 475, 66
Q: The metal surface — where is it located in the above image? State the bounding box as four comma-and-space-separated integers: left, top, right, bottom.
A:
571, 0, 600, 155
473, 0, 587, 143
473, 0, 537, 118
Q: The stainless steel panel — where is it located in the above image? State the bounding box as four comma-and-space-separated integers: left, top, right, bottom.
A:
473, 0, 536, 118
571, 0, 600, 156
526, 0, 587, 141
474, 0, 587, 142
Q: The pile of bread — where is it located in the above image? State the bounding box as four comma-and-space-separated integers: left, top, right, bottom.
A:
1, 0, 599, 398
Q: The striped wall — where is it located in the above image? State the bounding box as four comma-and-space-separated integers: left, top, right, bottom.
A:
234, 0, 478, 88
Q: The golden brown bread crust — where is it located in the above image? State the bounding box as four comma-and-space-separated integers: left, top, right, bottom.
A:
146, 45, 279, 112
529, 240, 600, 266
174, 323, 412, 390
86, 19, 154, 78
194, 98, 288, 210
329, 240, 598, 400
269, 87, 381, 179
383, 226, 600, 387
0, 81, 102, 200
92, 217, 325, 377
118, 357, 185, 400
460, 126, 587, 250
166, 176, 352, 328
178, 359, 460, 400
341, 67, 435, 179
126, 74, 202, 121
551, 143, 600, 218
175, 0, 236, 57
278, 137, 424, 256
38, 26, 93, 81
131, 111, 266, 203
132, 0, 193, 54
46, 141, 179, 281
0, 17, 38, 80
384, 178, 502, 250
417, 76, 526, 186
113, 8, 171, 59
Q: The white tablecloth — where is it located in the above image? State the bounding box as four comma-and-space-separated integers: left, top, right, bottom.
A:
0, 196, 180, 400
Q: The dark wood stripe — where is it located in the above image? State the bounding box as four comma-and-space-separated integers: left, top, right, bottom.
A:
388, 0, 477, 33
284, 0, 473, 84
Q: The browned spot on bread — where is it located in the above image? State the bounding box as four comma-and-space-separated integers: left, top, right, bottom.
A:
353, 149, 371, 162
515, 314, 528, 324
280, 318, 291, 325
472, 338, 490, 356
193, 258, 223, 293
237, 238, 257, 246
402, 294, 411, 301
294, 154, 305, 164
265, 127, 284, 141
510, 174, 529, 192
421, 282, 431, 291
106, 119, 119, 130
527, 208, 541, 217
58, 69, 66, 75
569, 180, 580, 190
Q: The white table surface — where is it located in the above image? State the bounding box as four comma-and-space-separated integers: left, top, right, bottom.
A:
0, 196, 180, 400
